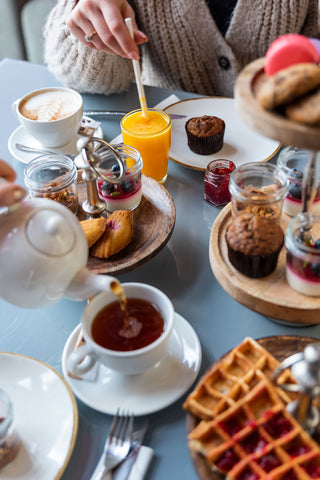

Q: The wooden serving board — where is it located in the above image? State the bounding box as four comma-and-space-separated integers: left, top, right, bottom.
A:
209, 203, 320, 325
234, 58, 320, 150
186, 335, 320, 480
77, 175, 176, 275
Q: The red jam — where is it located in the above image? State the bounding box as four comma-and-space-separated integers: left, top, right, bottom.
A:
204, 159, 235, 207
240, 431, 268, 454
263, 413, 293, 438
257, 452, 281, 472
215, 449, 238, 472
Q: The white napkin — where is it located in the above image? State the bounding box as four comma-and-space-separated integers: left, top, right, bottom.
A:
111, 94, 180, 144
128, 446, 153, 480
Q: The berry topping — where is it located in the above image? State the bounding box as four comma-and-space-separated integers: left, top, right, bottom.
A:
303, 462, 320, 478
288, 183, 302, 200
263, 413, 293, 438
238, 467, 259, 480
216, 449, 238, 472
257, 452, 281, 472
111, 164, 121, 173
240, 431, 267, 454
311, 263, 320, 277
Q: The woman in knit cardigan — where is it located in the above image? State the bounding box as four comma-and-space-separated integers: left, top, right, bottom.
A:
44, 0, 320, 98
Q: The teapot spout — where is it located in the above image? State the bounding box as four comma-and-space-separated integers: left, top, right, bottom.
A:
65, 268, 119, 300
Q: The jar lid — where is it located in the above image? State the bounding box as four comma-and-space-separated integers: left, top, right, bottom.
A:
24, 154, 77, 193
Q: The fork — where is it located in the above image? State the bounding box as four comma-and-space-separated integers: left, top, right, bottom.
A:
90, 410, 134, 480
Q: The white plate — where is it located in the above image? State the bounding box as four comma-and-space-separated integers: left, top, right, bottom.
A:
8, 118, 103, 164
62, 313, 202, 416
0, 352, 78, 480
164, 97, 280, 171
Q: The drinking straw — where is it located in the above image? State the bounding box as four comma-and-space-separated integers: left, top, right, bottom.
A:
125, 17, 148, 118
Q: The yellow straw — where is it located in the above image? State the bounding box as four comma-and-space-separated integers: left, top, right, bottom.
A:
125, 17, 148, 118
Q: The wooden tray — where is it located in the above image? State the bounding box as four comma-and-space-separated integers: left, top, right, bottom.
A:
186, 335, 320, 480
209, 203, 320, 325
77, 175, 176, 275
234, 58, 320, 150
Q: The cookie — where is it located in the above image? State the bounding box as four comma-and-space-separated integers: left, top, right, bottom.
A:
80, 218, 108, 247
257, 63, 320, 109
285, 87, 320, 125
91, 210, 134, 259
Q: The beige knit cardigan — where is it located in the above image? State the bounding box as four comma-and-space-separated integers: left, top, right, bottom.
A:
44, 0, 320, 97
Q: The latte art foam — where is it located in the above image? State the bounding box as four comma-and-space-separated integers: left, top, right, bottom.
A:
20, 90, 80, 121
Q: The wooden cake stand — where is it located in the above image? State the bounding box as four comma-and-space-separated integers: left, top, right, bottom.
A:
234, 57, 320, 150
209, 204, 320, 325
208, 58, 320, 325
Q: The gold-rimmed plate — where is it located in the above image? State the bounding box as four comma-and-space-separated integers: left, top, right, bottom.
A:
164, 97, 280, 171
0, 352, 78, 480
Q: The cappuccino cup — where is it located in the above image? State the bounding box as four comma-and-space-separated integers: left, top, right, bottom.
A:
67, 283, 174, 376
12, 87, 83, 148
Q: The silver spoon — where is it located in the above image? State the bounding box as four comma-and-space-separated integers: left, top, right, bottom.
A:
15, 143, 77, 159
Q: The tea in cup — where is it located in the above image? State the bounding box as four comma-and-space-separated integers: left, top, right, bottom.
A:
67, 282, 174, 376
12, 87, 83, 148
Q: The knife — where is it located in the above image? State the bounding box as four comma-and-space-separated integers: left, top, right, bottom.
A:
84, 110, 186, 120
112, 420, 149, 480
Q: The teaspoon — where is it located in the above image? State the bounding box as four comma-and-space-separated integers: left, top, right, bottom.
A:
15, 143, 77, 159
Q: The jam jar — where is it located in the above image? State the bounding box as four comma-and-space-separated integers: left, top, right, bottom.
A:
0, 389, 20, 470
277, 146, 320, 217
96, 144, 142, 213
285, 213, 320, 297
24, 153, 78, 214
204, 159, 235, 207
229, 162, 289, 222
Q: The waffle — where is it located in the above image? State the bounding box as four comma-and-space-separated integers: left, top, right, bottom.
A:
183, 337, 297, 422
188, 376, 320, 480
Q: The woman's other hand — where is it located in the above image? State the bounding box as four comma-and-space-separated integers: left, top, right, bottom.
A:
0, 160, 26, 207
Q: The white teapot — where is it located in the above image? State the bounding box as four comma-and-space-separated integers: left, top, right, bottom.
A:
0, 196, 117, 309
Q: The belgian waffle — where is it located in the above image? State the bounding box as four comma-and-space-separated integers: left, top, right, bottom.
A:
183, 337, 297, 422
188, 376, 320, 480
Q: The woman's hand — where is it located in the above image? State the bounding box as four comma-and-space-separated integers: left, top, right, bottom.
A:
67, 0, 148, 59
0, 160, 26, 207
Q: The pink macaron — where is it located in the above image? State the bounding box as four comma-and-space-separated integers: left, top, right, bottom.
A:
265, 34, 319, 76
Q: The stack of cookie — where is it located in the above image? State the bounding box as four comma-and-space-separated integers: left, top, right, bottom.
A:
256, 34, 320, 126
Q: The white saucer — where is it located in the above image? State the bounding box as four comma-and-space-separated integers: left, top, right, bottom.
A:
8, 120, 103, 164
62, 313, 202, 416
0, 352, 78, 480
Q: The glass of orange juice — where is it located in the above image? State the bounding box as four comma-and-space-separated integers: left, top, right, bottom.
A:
120, 108, 171, 184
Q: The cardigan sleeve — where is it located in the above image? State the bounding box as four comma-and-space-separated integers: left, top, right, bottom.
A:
43, 0, 135, 94
300, 0, 320, 38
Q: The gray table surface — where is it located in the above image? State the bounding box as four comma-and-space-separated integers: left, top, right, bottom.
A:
1, 58, 320, 480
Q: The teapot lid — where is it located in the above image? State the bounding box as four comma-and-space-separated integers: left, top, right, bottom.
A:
26, 209, 75, 256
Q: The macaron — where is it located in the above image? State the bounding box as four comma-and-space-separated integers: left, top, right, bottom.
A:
265, 34, 319, 76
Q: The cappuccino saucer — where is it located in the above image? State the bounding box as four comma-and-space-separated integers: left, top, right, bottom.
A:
8, 119, 103, 164
61, 313, 202, 416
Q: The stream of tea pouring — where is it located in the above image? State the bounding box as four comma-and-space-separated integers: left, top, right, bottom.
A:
0, 185, 120, 309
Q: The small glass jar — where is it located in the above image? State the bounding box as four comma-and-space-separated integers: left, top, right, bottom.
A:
204, 159, 235, 207
96, 144, 143, 213
24, 154, 78, 214
229, 162, 289, 222
277, 146, 320, 217
285, 213, 320, 296
0, 389, 20, 470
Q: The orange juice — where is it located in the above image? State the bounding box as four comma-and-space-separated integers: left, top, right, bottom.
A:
121, 108, 171, 183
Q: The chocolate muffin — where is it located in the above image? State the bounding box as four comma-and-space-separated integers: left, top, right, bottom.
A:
225, 213, 284, 278
185, 115, 225, 155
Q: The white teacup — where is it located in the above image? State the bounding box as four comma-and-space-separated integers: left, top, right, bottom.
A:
12, 87, 83, 148
67, 283, 175, 376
